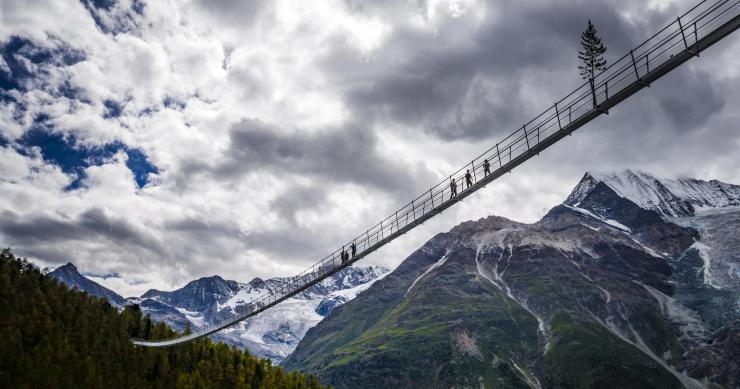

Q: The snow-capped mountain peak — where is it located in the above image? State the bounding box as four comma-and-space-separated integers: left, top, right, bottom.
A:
133, 265, 389, 362
566, 169, 740, 217
141, 275, 241, 312
48, 260, 388, 363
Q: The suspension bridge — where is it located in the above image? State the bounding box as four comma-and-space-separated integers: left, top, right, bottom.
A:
133, 0, 740, 347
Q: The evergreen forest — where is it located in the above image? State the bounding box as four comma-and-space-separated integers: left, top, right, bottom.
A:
0, 248, 327, 389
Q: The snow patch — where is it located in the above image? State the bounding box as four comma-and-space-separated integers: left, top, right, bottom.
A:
628, 237, 665, 259
637, 281, 706, 341
405, 251, 450, 298
690, 241, 720, 289
217, 287, 267, 312
597, 285, 612, 304
519, 235, 579, 252
475, 243, 551, 353
585, 304, 704, 389
175, 307, 207, 328
510, 358, 542, 389
333, 271, 389, 300
582, 223, 601, 231
565, 204, 631, 232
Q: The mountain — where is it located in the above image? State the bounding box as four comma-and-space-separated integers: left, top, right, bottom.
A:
142, 275, 242, 312
566, 169, 740, 217
214, 266, 389, 362
49, 262, 126, 307
284, 170, 740, 389
46, 260, 388, 364
136, 265, 389, 363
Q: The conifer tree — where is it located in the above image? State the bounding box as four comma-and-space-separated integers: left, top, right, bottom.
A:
578, 20, 607, 107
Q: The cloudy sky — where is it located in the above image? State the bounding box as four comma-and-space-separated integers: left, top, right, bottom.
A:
1, 0, 738, 297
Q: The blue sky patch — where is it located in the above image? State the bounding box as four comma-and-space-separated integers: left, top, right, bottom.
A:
83, 0, 117, 11
83, 271, 121, 279
163, 96, 186, 110
124, 147, 158, 188
80, 0, 146, 35
18, 125, 158, 190
103, 99, 123, 118
1, 36, 85, 92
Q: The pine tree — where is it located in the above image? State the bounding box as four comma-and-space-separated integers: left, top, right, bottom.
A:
578, 20, 607, 107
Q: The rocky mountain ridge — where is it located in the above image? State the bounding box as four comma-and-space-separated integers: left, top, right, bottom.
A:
49, 262, 126, 307
567, 169, 740, 217
49, 261, 388, 362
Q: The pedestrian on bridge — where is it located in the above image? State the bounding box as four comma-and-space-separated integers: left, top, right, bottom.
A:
351, 242, 357, 258
341, 247, 348, 264
465, 170, 473, 189
450, 178, 457, 199
483, 159, 491, 177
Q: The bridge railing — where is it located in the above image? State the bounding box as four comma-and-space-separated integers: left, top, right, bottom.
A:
218, 0, 738, 331
330, 0, 738, 267
135, 0, 740, 345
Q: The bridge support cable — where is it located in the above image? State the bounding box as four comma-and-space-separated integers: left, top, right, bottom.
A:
133, 0, 740, 347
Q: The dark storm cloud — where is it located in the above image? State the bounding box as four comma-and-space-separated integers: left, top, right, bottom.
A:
164, 216, 246, 240
164, 212, 329, 267
332, 0, 641, 141
536, 64, 739, 174
655, 69, 725, 132
0, 208, 163, 255
243, 230, 322, 259
270, 184, 330, 224
193, 0, 268, 26
217, 118, 434, 197
328, 0, 723, 144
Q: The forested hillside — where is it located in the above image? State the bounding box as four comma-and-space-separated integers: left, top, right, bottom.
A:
0, 248, 326, 389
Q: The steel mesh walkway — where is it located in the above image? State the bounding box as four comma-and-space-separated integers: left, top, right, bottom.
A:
134, 0, 740, 347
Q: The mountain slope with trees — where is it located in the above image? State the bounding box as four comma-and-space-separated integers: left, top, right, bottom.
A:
0, 248, 326, 389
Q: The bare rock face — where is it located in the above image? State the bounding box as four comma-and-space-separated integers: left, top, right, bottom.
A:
49, 263, 125, 307
284, 171, 740, 389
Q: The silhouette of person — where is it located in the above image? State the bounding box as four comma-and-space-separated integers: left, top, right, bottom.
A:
483, 159, 491, 177
341, 247, 348, 264
351, 242, 357, 258
450, 178, 457, 199
465, 170, 473, 188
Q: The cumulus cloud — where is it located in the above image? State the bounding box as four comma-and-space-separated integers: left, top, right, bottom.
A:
0, 0, 738, 297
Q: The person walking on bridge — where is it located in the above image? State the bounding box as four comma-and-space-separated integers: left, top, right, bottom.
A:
351, 242, 357, 258
465, 169, 473, 189
483, 159, 491, 177
341, 247, 348, 264
450, 178, 457, 199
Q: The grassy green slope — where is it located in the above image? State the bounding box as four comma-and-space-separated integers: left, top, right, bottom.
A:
286, 233, 684, 389
288, 247, 544, 388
